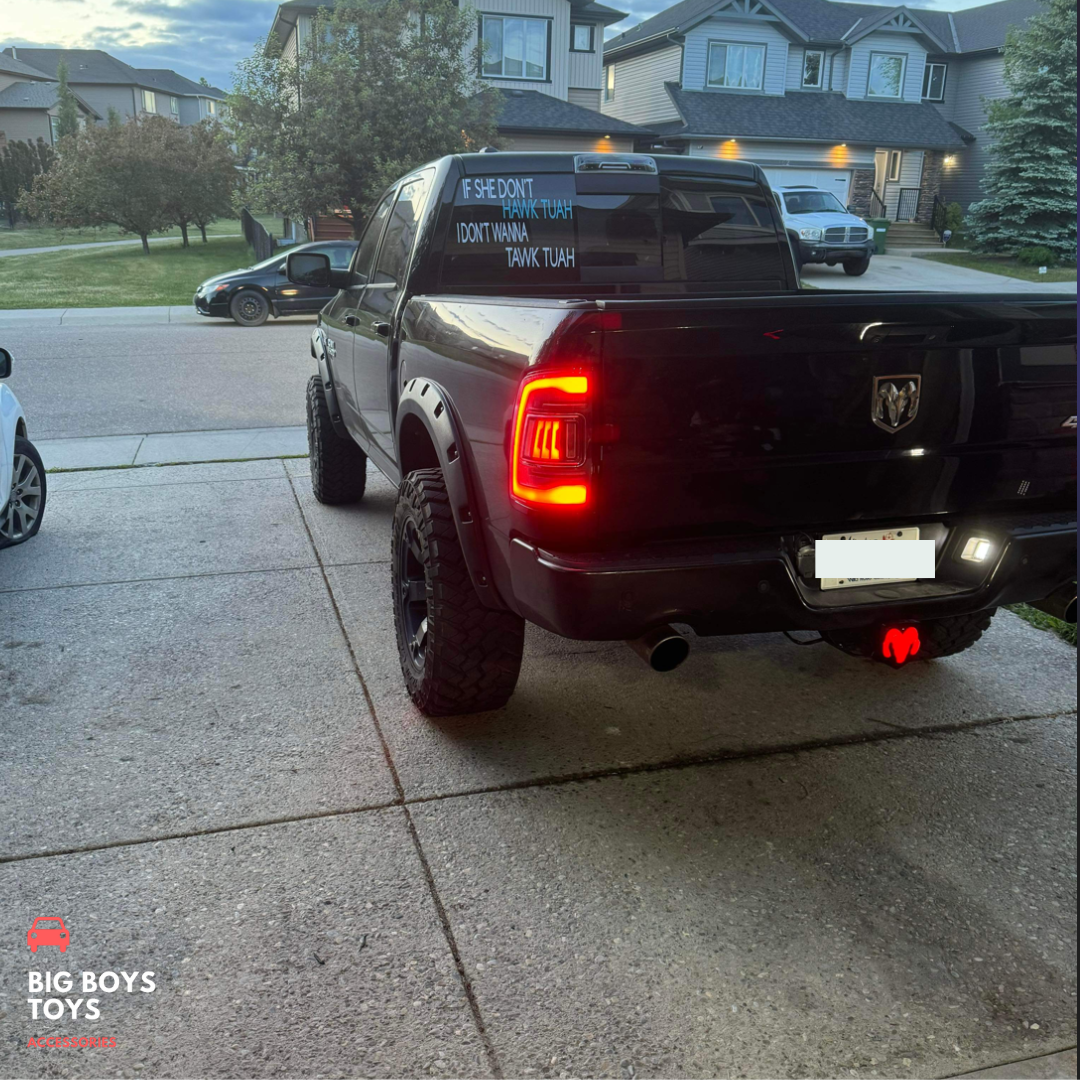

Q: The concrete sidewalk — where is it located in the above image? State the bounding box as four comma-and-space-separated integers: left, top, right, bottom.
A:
0, 234, 241, 258
0, 304, 317, 327
37, 425, 308, 470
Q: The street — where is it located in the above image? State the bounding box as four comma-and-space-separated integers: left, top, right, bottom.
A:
1, 457, 1076, 1078
0, 312, 312, 439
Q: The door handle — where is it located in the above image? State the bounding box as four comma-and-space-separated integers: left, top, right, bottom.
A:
344, 314, 360, 327
373, 321, 391, 338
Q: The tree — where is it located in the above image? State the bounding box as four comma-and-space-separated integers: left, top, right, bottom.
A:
230, 0, 497, 236
163, 121, 238, 244
21, 116, 174, 253
54, 61, 81, 141
0, 138, 54, 228
966, 0, 1077, 260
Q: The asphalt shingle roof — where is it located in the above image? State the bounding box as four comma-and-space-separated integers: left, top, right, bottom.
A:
605, 0, 1043, 55
0, 81, 63, 109
495, 89, 648, 135
0, 79, 100, 118
135, 69, 227, 98
0, 53, 53, 80
1, 48, 141, 85
659, 84, 967, 148
951, 0, 1044, 51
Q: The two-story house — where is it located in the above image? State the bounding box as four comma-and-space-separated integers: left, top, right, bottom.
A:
0, 48, 227, 128
0, 52, 99, 147
601, 0, 1043, 226
266, 0, 646, 156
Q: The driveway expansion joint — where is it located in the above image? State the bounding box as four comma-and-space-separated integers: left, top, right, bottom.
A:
285, 468, 506, 1080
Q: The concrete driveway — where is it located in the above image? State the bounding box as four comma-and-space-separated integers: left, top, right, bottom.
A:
0, 455, 1075, 1078
801, 254, 1078, 293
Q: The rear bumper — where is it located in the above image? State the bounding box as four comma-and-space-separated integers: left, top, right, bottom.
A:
508, 515, 1077, 640
798, 239, 874, 265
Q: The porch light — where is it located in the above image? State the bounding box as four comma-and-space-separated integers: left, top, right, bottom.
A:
944, 155, 956, 166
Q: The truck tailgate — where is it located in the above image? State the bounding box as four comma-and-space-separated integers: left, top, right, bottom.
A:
595, 295, 1077, 543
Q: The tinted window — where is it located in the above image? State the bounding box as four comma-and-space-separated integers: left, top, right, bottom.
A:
373, 174, 432, 286
352, 192, 396, 285
441, 172, 785, 292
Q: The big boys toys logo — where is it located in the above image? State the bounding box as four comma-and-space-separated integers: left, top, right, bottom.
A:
25, 916, 157, 1022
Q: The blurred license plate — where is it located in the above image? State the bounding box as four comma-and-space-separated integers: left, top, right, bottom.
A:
819, 526, 921, 590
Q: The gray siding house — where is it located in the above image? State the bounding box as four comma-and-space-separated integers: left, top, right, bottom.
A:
267, 0, 645, 157
601, 0, 1044, 221
0, 48, 227, 129
0, 53, 99, 147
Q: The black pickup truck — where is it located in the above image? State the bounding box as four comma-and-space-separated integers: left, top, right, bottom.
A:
286, 152, 1077, 716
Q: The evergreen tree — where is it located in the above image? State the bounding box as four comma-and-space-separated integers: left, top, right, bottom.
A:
54, 61, 81, 140
966, 0, 1077, 259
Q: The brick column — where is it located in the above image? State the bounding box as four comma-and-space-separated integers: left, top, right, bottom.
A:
916, 150, 944, 224
847, 168, 876, 216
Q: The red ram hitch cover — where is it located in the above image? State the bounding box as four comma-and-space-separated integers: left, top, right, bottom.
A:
882, 626, 921, 665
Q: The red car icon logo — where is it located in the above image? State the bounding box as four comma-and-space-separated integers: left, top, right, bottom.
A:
27, 917, 69, 953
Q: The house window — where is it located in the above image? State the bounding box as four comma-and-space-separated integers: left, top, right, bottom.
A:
481, 15, 549, 81
867, 52, 906, 98
604, 64, 615, 102
571, 24, 594, 52
170, 96, 179, 115
802, 49, 824, 88
922, 62, 947, 101
141, 89, 156, 112
707, 42, 766, 90
206, 99, 216, 115
886, 150, 902, 181
49, 115, 61, 143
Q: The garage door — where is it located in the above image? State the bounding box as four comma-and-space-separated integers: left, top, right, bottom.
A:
761, 168, 852, 204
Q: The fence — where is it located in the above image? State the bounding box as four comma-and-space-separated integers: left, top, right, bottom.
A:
869, 190, 887, 219
930, 194, 948, 240
895, 187, 921, 222
240, 207, 275, 262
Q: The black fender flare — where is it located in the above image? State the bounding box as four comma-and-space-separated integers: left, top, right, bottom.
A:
311, 326, 350, 439
395, 378, 504, 610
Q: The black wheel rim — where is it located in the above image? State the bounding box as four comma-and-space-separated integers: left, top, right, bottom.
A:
238, 294, 264, 322
397, 519, 429, 673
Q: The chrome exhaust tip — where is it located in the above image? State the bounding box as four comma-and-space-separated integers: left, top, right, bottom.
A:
627, 624, 690, 672
1029, 582, 1077, 625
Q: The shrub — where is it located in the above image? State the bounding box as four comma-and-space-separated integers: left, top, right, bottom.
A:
1016, 245, 1057, 267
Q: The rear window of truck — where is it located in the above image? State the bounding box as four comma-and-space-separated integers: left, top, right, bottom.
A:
440, 171, 787, 293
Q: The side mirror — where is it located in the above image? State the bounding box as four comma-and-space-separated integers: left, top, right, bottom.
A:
846, 205, 856, 214
0, 348, 11, 379
287, 251, 331, 288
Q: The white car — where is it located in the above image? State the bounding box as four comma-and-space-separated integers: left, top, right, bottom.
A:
773, 185, 875, 277
0, 347, 46, 548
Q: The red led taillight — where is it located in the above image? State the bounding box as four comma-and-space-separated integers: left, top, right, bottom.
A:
511, 373, 590, 507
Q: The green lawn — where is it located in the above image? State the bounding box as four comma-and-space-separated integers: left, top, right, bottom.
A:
1009, 602, 1077, 647
915, 251, 1077, 283
0, 215, 282, 251
0, 237, 256, 309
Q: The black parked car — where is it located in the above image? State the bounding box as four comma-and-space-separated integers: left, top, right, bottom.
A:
193, 240, 358, 326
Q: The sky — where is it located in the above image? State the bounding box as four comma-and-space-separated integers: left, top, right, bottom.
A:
0, 0, 1008, 90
